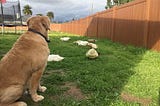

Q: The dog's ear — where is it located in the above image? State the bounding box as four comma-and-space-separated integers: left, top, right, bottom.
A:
41, 16, 50, 30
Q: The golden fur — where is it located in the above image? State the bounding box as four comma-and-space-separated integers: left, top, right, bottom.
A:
0, 16, 50, 106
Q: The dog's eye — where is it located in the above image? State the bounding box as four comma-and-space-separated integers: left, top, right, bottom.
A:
42, 24, 47, 30
42, 23, 45, 27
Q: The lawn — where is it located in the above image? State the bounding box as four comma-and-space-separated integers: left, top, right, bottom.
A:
0, 32, 160, 106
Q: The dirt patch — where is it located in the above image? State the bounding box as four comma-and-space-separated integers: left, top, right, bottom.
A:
121, 92, 152, 106
62, 82, 86, 100
43, 69, 65, 77
42, 70, 86, 101
50, 95, 60, 101
0, 53, 6, 57
2, 54, 5, 56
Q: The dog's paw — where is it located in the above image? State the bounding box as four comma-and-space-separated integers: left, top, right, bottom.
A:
17, 101, 27, 106
39, 86, 47, 92
32, 95, 44, 102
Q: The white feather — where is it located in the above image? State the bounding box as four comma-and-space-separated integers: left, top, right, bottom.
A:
48, 54, 64, 62
74, 40, 89, 46
87, 43, 98, 49
60, 37, 70, 41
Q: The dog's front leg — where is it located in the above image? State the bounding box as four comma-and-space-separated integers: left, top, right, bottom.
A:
28, 68, 46, 102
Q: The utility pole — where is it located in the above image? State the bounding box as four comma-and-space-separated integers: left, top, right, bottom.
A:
0, 1, 4, 35
89, 0, 94, 15
18, 0, 22, 25
91, 0, 94, 14
13, 5, 17, 33
18, 0, 23, 33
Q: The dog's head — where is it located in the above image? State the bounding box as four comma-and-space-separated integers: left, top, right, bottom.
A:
27, 16, 50, 41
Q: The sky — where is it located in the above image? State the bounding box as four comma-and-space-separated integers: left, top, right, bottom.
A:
18, 0, 106, 22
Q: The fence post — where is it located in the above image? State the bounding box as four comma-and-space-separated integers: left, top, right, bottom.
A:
86, 17, 88, 36
59, 24, 61, 32
96, 13, 99, 38
143, 0, 151, 48
86, 16, 90, 37
111, 6, 116, 41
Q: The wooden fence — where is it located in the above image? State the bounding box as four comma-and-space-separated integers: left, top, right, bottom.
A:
0, 26, 27, 34
51, 0, 160, 51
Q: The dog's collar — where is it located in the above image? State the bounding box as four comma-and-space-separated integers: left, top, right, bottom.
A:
28, 28, 50, 43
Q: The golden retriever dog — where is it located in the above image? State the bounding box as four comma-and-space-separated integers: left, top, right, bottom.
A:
0, 16, 50, 106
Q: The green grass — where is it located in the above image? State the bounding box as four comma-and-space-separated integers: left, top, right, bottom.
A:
0, 32, 160, 106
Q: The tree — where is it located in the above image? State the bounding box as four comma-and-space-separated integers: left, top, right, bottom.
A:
114, 0, 134, 5
36, 14, 43, 16
23, 4, 32, 15
113, 0, 119, 5
113, 0, 121, 5
105, 0, 134, 9
105, 0, 112, 9
47, 11, 54, 22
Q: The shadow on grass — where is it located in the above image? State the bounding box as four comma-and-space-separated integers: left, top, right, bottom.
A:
41, 35, 147, 105
0, 34, 149, 106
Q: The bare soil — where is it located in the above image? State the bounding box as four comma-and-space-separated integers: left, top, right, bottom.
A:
62, 82, 86, 100
121, 92, 152, 106
43, 69, 65, 77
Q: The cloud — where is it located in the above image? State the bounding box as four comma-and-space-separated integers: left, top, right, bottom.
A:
17, 0, 106, 21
